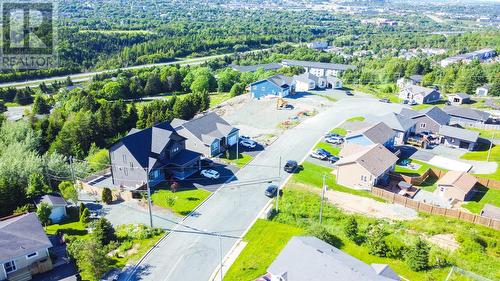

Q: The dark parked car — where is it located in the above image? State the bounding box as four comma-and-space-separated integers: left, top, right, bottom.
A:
345, 91, 353, 96
328, 156, 340, 163
284, 160, 299, 173
265, 185, 279, 198
379, 98, 390, 103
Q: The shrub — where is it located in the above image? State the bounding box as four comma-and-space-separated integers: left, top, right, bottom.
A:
166, 196, 177, 207
344, 217, 358, 242
306, 224, 343, 248
14, 204, 32, 214
79, 202, 86, 216
365, 224, 388, 257
102, 187, 112, 204
405, 238, 430, 271
80, 208, 90, 224
36, 202, 52, 226
428, 247, 453, 268
385, 234, 407, 259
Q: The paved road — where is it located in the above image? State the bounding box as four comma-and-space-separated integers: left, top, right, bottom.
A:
123, 98, 404, 281
0, 49, 270, 89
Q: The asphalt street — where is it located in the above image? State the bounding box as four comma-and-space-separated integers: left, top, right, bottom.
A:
122, 97, 405, 281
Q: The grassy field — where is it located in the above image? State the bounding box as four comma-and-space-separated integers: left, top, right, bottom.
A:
224, 189, 500, 281
462, 186, 500, 214
314, 142, 340, 156
395, 159, 447, 177
151, 188, 211, 216
223, 220, 303, 281
411, 100, 447, 110
461, 144, 500, 181
346, 83, 400, 103
210, 92, 233, 108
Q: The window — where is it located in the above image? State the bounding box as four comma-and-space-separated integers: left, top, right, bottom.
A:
129, 162, 134, 170
26, 252, 38, 259
122, 154, 127, 163
172, 146, 180, 154
420, 123, 426, 128
4, 261, 16, 273
360, 175, 367, 182
124, 168, 128, 176
450, 138, 455, 143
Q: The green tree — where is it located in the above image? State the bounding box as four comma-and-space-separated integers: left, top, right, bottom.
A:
80, 208, 90, 224
405, 238, 430, 271
102, 187, 112, 204
488, 76, 499, 97
229, 83, 246, 97
79, 202, 86, 216
0, 100, 7, 113
27, 173, 50, 199
101, 81, 125, 100
217, 68, 240, 92
344, 217, 358, 242
86, 145, 110, 172
68, 238, 111, 281
32, 95, 51, 114
144, 72, 162, 96
59, 181, 78, 203
366, 224, 388, 257
92, 218, 116, 245
36, 201, 52, 226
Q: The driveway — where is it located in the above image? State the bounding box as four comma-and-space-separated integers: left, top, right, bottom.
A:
85, 200, 181, 230
186, 163, 240, 192
119, 97, 405, 281
308, 88, 372, 100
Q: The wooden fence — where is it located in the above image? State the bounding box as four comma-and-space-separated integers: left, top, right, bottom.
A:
371, 187, 500, 230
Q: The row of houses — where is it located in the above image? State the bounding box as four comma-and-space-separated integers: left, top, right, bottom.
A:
110, 112, 239, 190
439, 48, 496, 67
398, 76, 493, 98
332, 105, 493, 191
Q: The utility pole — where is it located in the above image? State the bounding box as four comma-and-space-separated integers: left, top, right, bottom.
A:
69, 156, 76, 185
145, 168, 153, 228
278, 156, 282, 179
487, 130, 495, 162
319, 174, 327, 225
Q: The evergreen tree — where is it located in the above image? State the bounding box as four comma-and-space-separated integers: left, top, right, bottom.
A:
36, 202, 52, 226
102, 187, 112, 204
405, 238, 430, 271
366, 224, 388, 257
27, 173, 50, 199
32, 95, 51, 114
92, 218, 116, 245
344, 217, 358, 242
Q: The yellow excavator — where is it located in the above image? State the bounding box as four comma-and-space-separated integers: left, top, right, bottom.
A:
277, 98, 292, 110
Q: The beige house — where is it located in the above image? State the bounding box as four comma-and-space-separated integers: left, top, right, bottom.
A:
0, 213, 53, 281
334, 144, 398, 190
436, 171, 477, 202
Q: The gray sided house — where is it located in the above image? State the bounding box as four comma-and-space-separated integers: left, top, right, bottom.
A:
377, 113, 417, 145
110, 122, 202, 189
172, 112, 239, 158
266, 236, 399, 281
443, 106, 491, 125
438, 125, 479, 151
400, 106, 450, 134
0, 213, 53, 281
398, 85, 441, 104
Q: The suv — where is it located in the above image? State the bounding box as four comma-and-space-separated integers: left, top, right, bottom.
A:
284, 160, 299, 173
325, 136, 344, 145
265, 185, 279, 198
379, 98, 390, 103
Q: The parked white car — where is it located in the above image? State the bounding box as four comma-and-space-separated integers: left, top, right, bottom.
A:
325, 136, 343, 145
201, 169, 220, 179
240, 139, 257, 148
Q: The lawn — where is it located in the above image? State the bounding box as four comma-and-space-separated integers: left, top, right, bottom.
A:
290, 161, 383, 201
151, 188, 211, 216
45, 208, 89, 238
346, 116, 365, 122
461, 144, 500, 181
411, 100, 447, 110
346, 83, 400, 103
394, 159, 446, 177
462, 186, 500, 214
223, 220, 303, 281
330, 127, 347, 136
210, 92, 233, 108
219, 149, 254, 168
464, 127, 499, 140
314, 142, 340, 156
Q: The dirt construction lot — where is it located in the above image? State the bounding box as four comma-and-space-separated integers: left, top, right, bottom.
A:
213, 93, 335, 140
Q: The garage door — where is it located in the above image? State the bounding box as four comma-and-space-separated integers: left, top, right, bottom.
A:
227, 134, 238, 146
459, 141, 469, 149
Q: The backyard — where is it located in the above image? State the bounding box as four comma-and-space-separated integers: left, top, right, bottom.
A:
461, 144, 500, 181
462, 186, 500, 214
151, 187, 211, 216
224, 189, 500, 281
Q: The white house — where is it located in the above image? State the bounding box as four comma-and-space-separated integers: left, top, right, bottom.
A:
398, 85, 441, 104
293, 73, 327, 92
306, 41, 328, 50
476, 85, 490, 96
282, 59, 356, 78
